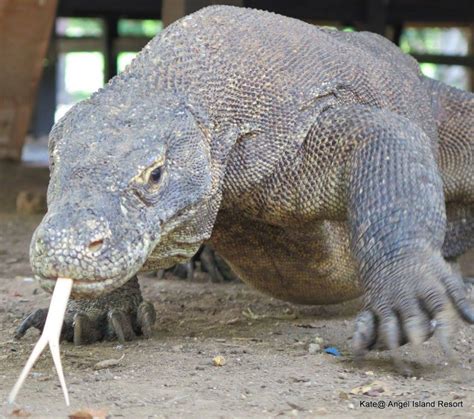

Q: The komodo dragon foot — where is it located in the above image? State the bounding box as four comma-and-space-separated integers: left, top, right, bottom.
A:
15, 276, 156, 345
158, 245, 239, 283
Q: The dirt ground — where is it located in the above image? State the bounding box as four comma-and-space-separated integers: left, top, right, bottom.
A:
0, 163, 473, 418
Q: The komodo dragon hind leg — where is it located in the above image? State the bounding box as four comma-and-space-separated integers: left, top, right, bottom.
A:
15, 276, 156, 345
313, 105, 474, 371
158, 245, 239, 283
199, 245, 240, 282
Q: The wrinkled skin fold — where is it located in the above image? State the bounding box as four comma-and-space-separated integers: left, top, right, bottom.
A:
16, 6, 473, 370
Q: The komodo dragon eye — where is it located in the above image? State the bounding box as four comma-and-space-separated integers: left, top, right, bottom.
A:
149, 167, 162, 183
132, 158, 165, 188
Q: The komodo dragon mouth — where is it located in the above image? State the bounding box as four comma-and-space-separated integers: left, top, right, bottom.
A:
38, 250, 195, 295
38, 275, 121, 295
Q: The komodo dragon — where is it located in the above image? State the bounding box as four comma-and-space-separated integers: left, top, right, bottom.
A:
16, 6, 473, 364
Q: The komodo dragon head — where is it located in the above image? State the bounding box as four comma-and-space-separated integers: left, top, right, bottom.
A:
30, 89, 221, 297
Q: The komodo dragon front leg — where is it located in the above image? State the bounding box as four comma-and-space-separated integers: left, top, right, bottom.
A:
15, 276, 156, 345
314, 105, 474, 356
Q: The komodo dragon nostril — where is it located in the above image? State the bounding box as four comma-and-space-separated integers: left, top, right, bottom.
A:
87, 239, 104, 252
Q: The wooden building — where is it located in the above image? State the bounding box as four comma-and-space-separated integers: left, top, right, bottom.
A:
1, 0, 473, 161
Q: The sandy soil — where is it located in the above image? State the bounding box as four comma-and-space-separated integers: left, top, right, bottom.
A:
0, 164, 473, 418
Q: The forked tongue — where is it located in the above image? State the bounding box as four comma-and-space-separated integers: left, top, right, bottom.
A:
8, 277, 73, 406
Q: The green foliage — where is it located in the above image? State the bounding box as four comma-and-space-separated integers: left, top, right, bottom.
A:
117, 52, 138, 73
56, 18, 103, 37
400, 27, 469, 90
118, 19, 163, 37
70, 91, 94, 101
400, 27, 468, 55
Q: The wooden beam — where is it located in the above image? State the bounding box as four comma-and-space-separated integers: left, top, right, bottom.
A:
55, 36, 151, 54
58, 0, 163, 19
386, 0, 474, 24
114, 37, 150, 53
55, 37, 104, 53
412, 54, 474, 67
248, 0, 474, 24
0, 0, 58, 161
55, 0, 474, 25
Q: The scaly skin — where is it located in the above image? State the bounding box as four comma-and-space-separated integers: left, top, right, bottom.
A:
17, 7, 473, 365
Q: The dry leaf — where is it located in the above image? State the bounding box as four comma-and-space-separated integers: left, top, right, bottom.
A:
69, 408, 109, 419
10, 408, 31, 417
93, 354, 125, 370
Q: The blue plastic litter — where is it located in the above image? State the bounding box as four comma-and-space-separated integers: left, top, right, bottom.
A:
324, 346, 341, 356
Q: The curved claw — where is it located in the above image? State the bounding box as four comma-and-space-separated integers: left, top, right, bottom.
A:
352, 310, 377, 358
352, 254, 474, 377
107, 309, 136, 343
440, 268, 474, 324
14, 308, 48, 339
456, 301, 474, 324
137, 301, 156, 338
73, 313, 102, 346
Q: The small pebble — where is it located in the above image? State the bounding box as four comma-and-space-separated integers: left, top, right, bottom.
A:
314, 336, 324, 345
339, 391, 349, 400
308, 343, 321, 354
213, 355, 226, 366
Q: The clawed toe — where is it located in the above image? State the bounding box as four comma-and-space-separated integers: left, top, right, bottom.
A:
72, 313, 102, 345
107, 309, 136, 343
14, 308, 48, 339
15, 277, 157, 346
137, 301, 156, 338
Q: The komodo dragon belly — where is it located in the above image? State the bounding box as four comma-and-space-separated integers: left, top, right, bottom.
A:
210, 213, 362, 305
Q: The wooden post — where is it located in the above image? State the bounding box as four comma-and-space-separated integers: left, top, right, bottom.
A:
104, 16, 118, 83
0, 0, 58, 161
162, 0, 243, 28
469, 24, 474, 92
31, 43, 57, 138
